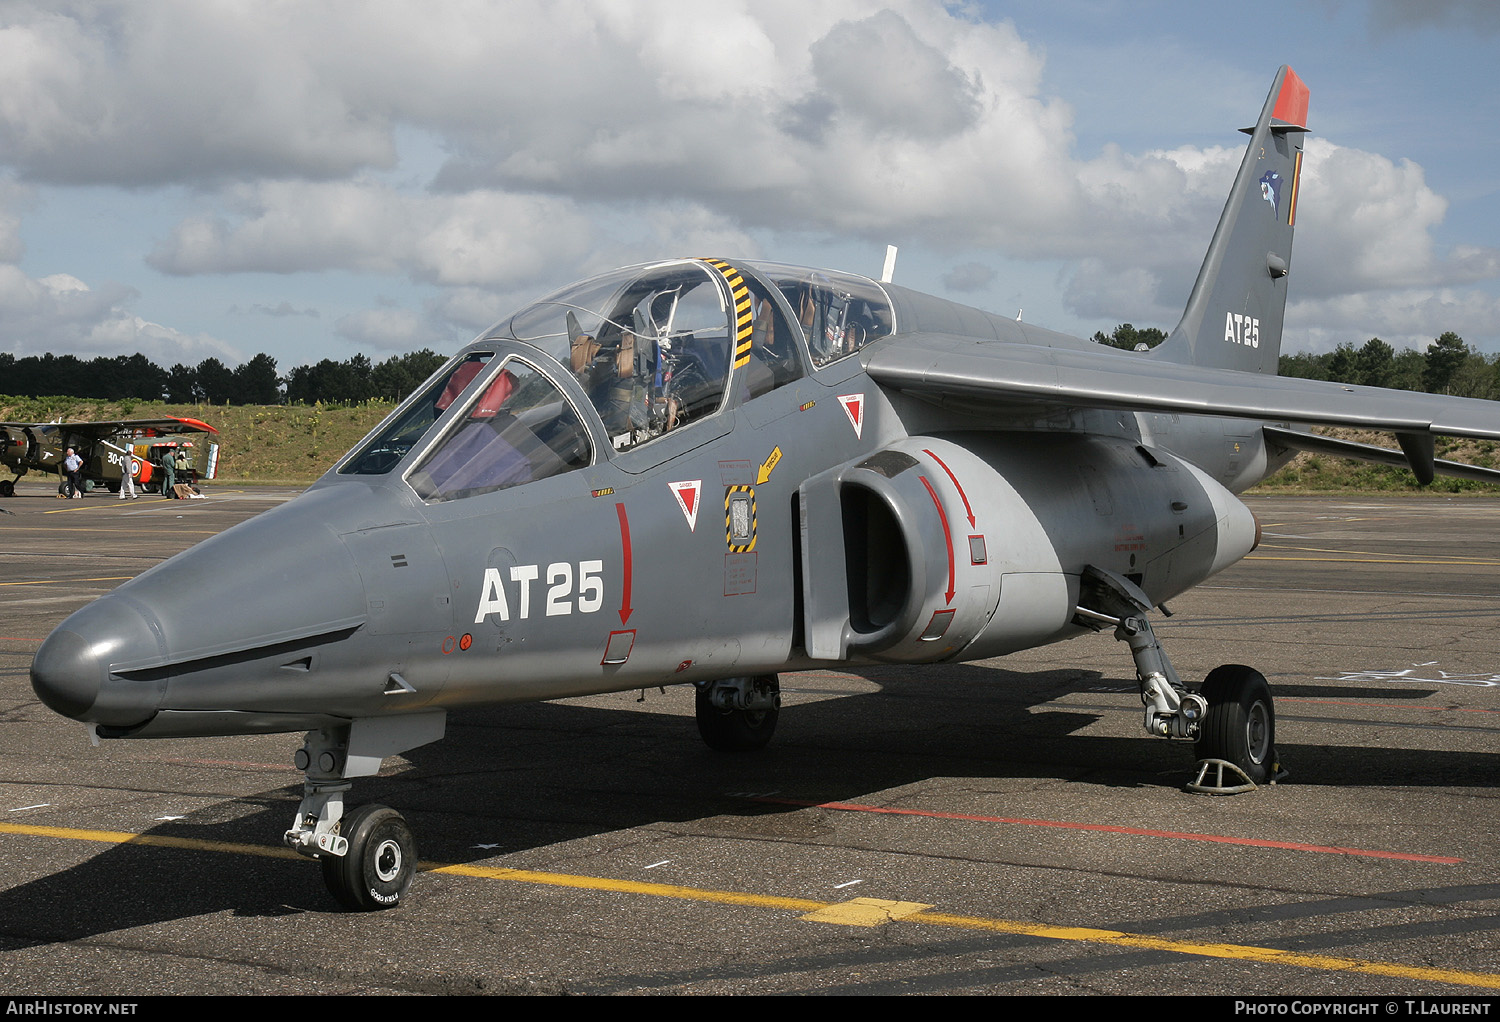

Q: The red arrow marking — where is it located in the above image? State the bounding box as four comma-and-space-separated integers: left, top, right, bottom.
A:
923, 448, 975, 527
919, 475, 955, 605
615, 503, 633, 624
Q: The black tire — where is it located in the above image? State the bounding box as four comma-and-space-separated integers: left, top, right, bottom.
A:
1196, 664, 1276, 783
321, 804, 417, 911
695, 675, 780, 752
0, 480, 12, 497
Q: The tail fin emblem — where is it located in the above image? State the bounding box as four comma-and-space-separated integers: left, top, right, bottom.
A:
1259, 170, 1282, 214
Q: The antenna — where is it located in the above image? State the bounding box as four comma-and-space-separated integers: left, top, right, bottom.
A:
880, 245, 898, 284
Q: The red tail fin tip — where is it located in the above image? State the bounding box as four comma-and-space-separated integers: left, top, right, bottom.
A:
1272, 67, 1309, 128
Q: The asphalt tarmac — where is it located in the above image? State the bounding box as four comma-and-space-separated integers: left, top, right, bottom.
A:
1, 480, 1497, 996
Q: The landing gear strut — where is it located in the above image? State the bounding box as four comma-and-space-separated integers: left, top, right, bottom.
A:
1076, 566, 1281, 791
284, 712, 444, 910
695, 674, 780, 751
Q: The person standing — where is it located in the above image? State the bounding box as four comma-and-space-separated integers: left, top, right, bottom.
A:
162, 446, 176, 497
176, 448, 193, 491
119, 446, 138, 500
62, 447, 83, 499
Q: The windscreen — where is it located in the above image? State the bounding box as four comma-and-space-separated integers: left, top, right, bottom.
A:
340, 352, 494, 475
406, 357, 591, 502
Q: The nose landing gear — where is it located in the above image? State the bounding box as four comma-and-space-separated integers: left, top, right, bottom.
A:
694, 674, 781, 751
285, 712, 444, 911
1077, 566, 1283, 791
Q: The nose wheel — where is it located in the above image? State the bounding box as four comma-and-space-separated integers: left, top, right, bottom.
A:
320, 804, 417, 911
1195, 664, 1279, 785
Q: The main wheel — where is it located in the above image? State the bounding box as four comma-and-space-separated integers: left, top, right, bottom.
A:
321, 804, 417, 911
696, 675, 780, 752
0, 480, 12, 497
1196, 664, 1276, 783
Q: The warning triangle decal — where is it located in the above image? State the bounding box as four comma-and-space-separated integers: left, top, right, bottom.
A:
837, 393, 864, 439
668, 480, 702, 531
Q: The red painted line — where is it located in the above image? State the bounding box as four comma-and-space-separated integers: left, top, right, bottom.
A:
747, 796, 1463, 864
923, 448, 975, 527
1, 637, 40, 643
615, 502, 633, 625
918, 475, 955, 604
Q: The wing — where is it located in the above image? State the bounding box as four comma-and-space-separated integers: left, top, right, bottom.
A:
0, 417, 219, 442
864, 335, 1500, 482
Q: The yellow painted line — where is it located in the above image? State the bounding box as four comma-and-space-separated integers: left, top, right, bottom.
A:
909, 910, 1500, 990
6, 821, 1500, 989
801, 898, 933, 927
1, 822, 304, 860
0, 526, 218, 535
43, 499, 171, 515
1266, 543, 1500, 563
0, 576, 134, 587
432, 861, 827, 913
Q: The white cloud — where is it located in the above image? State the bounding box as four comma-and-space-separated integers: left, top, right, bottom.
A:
0, 1, 1496, 360
0, 2, 399, 186
148, 181, 594, 288
942, 261, 997, 292
0, 263, 237, 363
0, 177, 27, 263
334, 306, 428, 352
1288, 287, 1500, 353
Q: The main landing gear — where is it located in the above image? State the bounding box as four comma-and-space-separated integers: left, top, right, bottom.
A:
284, 712, 444, 910
694, 674, 781, 751
1076, 566, 1283, 792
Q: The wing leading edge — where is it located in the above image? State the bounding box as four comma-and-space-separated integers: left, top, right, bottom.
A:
864, 336, 1500, 482
0, 417, 219, 439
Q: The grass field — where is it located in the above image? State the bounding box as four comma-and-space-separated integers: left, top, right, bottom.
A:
1, 397, 395, 485
4, 396, 1496, 492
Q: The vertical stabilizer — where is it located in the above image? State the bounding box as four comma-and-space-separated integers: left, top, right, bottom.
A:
1152, 66, 1308, 374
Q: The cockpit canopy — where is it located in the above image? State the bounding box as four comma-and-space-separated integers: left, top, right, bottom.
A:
338, 258, 894, 501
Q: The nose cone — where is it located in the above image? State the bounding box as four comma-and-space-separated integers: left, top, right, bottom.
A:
31, 594, 166, 727
32, 482, 387, 737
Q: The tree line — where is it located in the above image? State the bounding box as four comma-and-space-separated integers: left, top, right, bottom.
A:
0, 349, 448, 406
4, 329, 1493, 406
1094, 325, 1495, 399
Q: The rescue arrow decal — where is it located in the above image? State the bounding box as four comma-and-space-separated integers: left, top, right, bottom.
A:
923, 449, 975, 527
615, 503, 634, 624
756, 446, 782, 485
919, 475, 956, 605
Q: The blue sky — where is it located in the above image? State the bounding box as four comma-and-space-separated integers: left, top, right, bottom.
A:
2, 1, 1497, 377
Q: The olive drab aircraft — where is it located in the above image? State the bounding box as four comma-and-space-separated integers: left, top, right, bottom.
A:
1, 415, 218, 497
30, 67, 1500, 911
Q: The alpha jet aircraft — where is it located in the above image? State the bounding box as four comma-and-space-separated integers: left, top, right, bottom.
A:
30, 67, 1500, 910
1, 415, 218, 496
